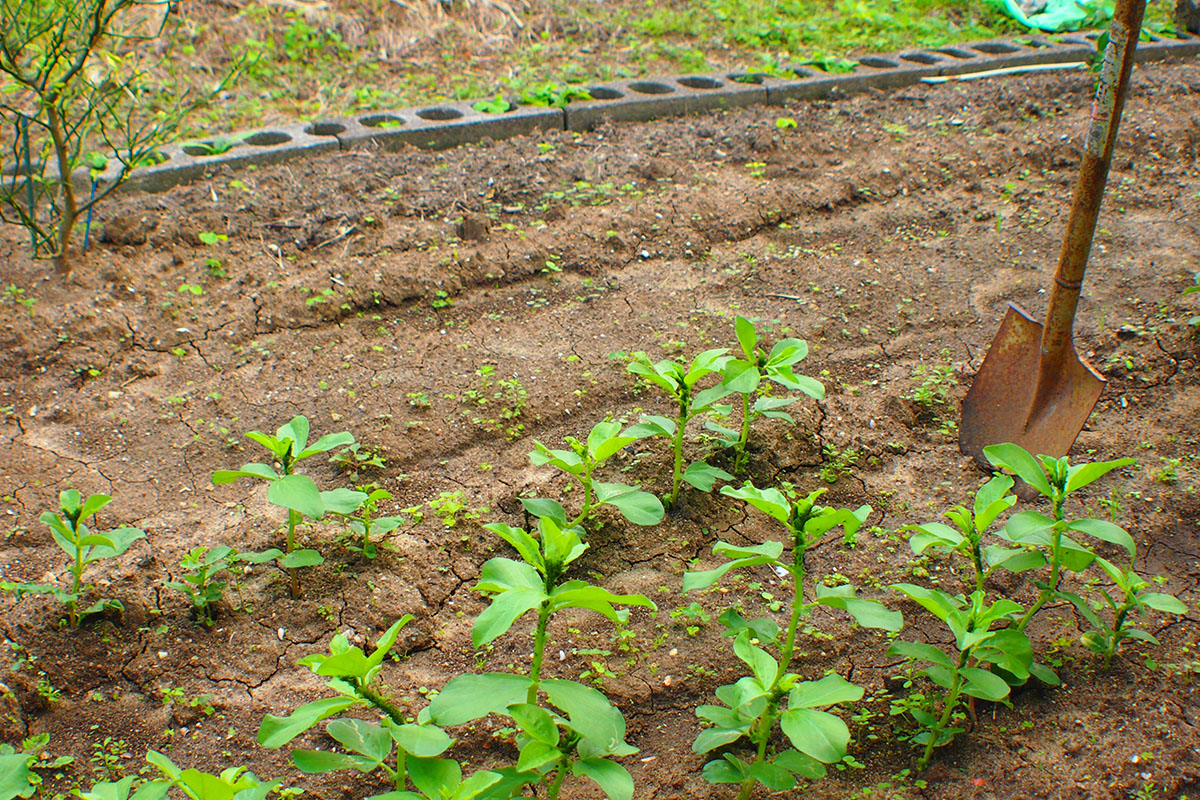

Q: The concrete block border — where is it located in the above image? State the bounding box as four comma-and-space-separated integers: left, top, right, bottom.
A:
103, 29, 1198, 194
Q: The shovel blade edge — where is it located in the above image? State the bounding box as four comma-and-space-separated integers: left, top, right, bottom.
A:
960, 304, 1105, 470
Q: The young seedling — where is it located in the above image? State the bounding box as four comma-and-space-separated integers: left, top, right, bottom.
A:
904, 475, 1044, 594
1, 490, 145, 627
887, 587, 1033, 771
328, 485, 404, 559
984, 443, 1136, 630
212, 415, 359, 598
626, 349, 735, 505
713, 317, 824, 474
165, 545, 281, 626
258, 616, 479, 798
523, 419, 664, 531
685, 484, 899, 798
1062, 551, 1187, 668
421, 515, 656, 800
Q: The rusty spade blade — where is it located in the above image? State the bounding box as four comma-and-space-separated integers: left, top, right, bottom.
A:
959, 0, 1146, 469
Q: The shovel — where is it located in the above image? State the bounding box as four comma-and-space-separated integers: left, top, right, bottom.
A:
959, 0, 1147, 469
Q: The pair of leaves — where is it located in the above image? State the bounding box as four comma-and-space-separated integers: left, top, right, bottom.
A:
626, 348, 730, 403
259, 616, 413, 748
472, 555, 654, 648
695, 648, 862, 765
292, 717, 452, 775
146, 751, 280, 800
42, 504, 145, 567
701, 748, 825, 791
426, 675, 637, 765
243, 415, 355, 470
983, 442, 1134, 501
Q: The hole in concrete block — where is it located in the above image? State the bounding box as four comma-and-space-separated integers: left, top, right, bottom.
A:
182, 140, 239, 157
678, 76, 722, 90
416, 107, 463, 121
973, 42, 1022, 53
936, 47, 975, 59
628, 81, 674, 95
858, 56, 899, 68
306, 122, 346, 136
586, 87, 623, 100
900, 52, 941, 64
729, 73, 766, 84
245, 131, 291, 146
361, 114, 407, 128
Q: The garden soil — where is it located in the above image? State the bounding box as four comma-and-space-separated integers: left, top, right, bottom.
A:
1, 59, 1199, 800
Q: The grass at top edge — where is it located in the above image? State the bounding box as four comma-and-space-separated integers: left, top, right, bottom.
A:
169, 0, 1179, 139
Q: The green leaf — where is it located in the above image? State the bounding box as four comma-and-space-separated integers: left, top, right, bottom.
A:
890, 583, 958, 622
386, 722, 453, 757
291, 749, 380, 774
734, 316, 758, 360
508, 703, 559, 746
515, 740, 561, 773
779, 707, 850, 763
279, 549, 323, 569
407, 757, 460, 799
236, 548, 284, 564
267, 475, 324, 519
572, 758, 633, 800
542, 679, 632, 755
1028, 661, 1061, 686
683, 554, 777, 593
88, 526, 145, 559
299, 431, 355, 460
321, 488, 368, 515
788, 673, 864, 708
518, 498, 568, 527
719, 484, 790, 525
550, 584, 655, 625
177, 770, 239, 800
814, 586, 902, 631
366, 616, 414, 672
0, 752, 35, 800
73, 776, 137, 800
747, 761, 796, 791
622, 415, 675, 439
258, 696, 359, 747
733, 632, 778, 687
983, 443, 1053, 498
982, 545, 1045, 573
959, 667, 1012, 702
212, 463, 280, 484
701, 755, 746, 784
692, 726, 746, 754
592, 482, 664, 525
887, 639, 953, 668
473, 588, 545, 647
973, 629, 1033, 679
681, 462, 734, 492
721, 360, 761, 395
425, 674, 531, 726
773, 748, 825, 780
1064, 458, 1136, 494
327, 718, 392, 762
1067, 518, 1135, 558
277, 416, 311, 454
1139, 592, 1187, 614
906, 522, 964, 554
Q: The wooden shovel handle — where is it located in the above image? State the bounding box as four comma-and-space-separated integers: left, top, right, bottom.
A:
1039, 0, 1146, 372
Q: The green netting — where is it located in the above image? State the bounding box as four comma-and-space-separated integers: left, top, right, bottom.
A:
990, 0, 1114, 31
